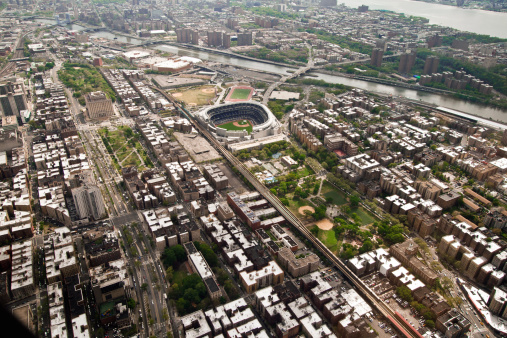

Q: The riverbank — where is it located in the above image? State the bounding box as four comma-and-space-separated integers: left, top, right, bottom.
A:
313, 70, 455, 95
175, 43, 299, 69
412, 0, 507, 13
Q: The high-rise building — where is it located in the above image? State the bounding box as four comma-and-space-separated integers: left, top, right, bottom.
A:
84, 91, 114, 120
0, 82, 27, 118
375, 39, 387, 52
72, 185, 106, 220
423, 56, 440, 75
502, 130, 507, 146
370, 48, 383, 67
427, 34, 443, 48
191, 30, 199, 45
176, 28, 193, 43
223, 33, 231, 49
398, 51, 416, 73
226, 18, 238, 29
207, 31, 223, 47
237, 32, 253, 46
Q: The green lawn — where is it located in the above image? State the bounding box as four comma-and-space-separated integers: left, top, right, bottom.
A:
286, 195, 315, 216
295, 166, 313, 179
322, 185, 348, 205
351, 207, 376, 225
312, 226, 339, 254
230, 88, 252, 100
217, 121, 253, 134
123, 152, 141, 167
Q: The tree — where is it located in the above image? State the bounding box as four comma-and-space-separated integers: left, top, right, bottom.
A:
194, 242, 218, 267
183, 288, 200, 304
171, 245, 187, 262
425, 320, 435, 329
161, 248, 176, 268
349, 194, 360, 208
195, 282, 207, 298
396, 286, 413, 302
176, 298, 189, 314
166, 266, 174, 282
359, 240, 373, 254
127, 298, 136, 309
141, 283, 148, 292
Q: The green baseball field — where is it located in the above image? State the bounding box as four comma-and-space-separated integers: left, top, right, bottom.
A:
218, 120, 253, 134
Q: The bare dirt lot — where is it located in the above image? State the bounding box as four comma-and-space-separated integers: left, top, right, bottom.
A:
298, 206, 315, 215
173, 132, 222, 163
169, 85, 217, 106
315, 218, 334, 230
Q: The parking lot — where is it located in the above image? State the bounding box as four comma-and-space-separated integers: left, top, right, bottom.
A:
173, 132, 222, 163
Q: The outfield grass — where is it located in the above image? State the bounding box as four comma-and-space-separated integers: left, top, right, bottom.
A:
286, 195, 315, 216
218, 121, 253, 134
311, 226, 339, 254
230, 88, 252, 100
169, 86, 216, 106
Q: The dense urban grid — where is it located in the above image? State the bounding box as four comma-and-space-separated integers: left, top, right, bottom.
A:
1, 1, 507, 338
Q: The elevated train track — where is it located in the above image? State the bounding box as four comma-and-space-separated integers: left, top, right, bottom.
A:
152, 87, 421, 338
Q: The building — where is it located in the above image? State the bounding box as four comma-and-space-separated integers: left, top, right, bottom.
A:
184, 242, 221, 300
487, 287, 507, 317
0, 82, 28, 118
207, 31, 223, 47
398, 52, 416, 73
239, 261, 284, 293
370, 48, 383, 67
436, 309, 470, 337
424, 56, 439, 75
237, 33, 253, 46
278, 247, 319, 277
84, 91, 114, 120
390, 240, 438, 286
72, 185, 106, 221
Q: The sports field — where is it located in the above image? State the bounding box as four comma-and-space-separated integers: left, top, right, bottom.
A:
225, 86, 254, 102
169, 85, 216, 107
217, 120, 253, 134
230, 88, 252, 100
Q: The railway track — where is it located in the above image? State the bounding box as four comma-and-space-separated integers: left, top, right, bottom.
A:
0, 33, 31, 78
152, 87, 421, 338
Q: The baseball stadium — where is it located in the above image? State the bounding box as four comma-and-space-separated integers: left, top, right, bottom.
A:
194, 102, 280, 142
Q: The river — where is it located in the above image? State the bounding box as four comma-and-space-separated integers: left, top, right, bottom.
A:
339, 0, 507, 38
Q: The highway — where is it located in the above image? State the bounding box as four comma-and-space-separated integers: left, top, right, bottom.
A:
153, 86, 421, 338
